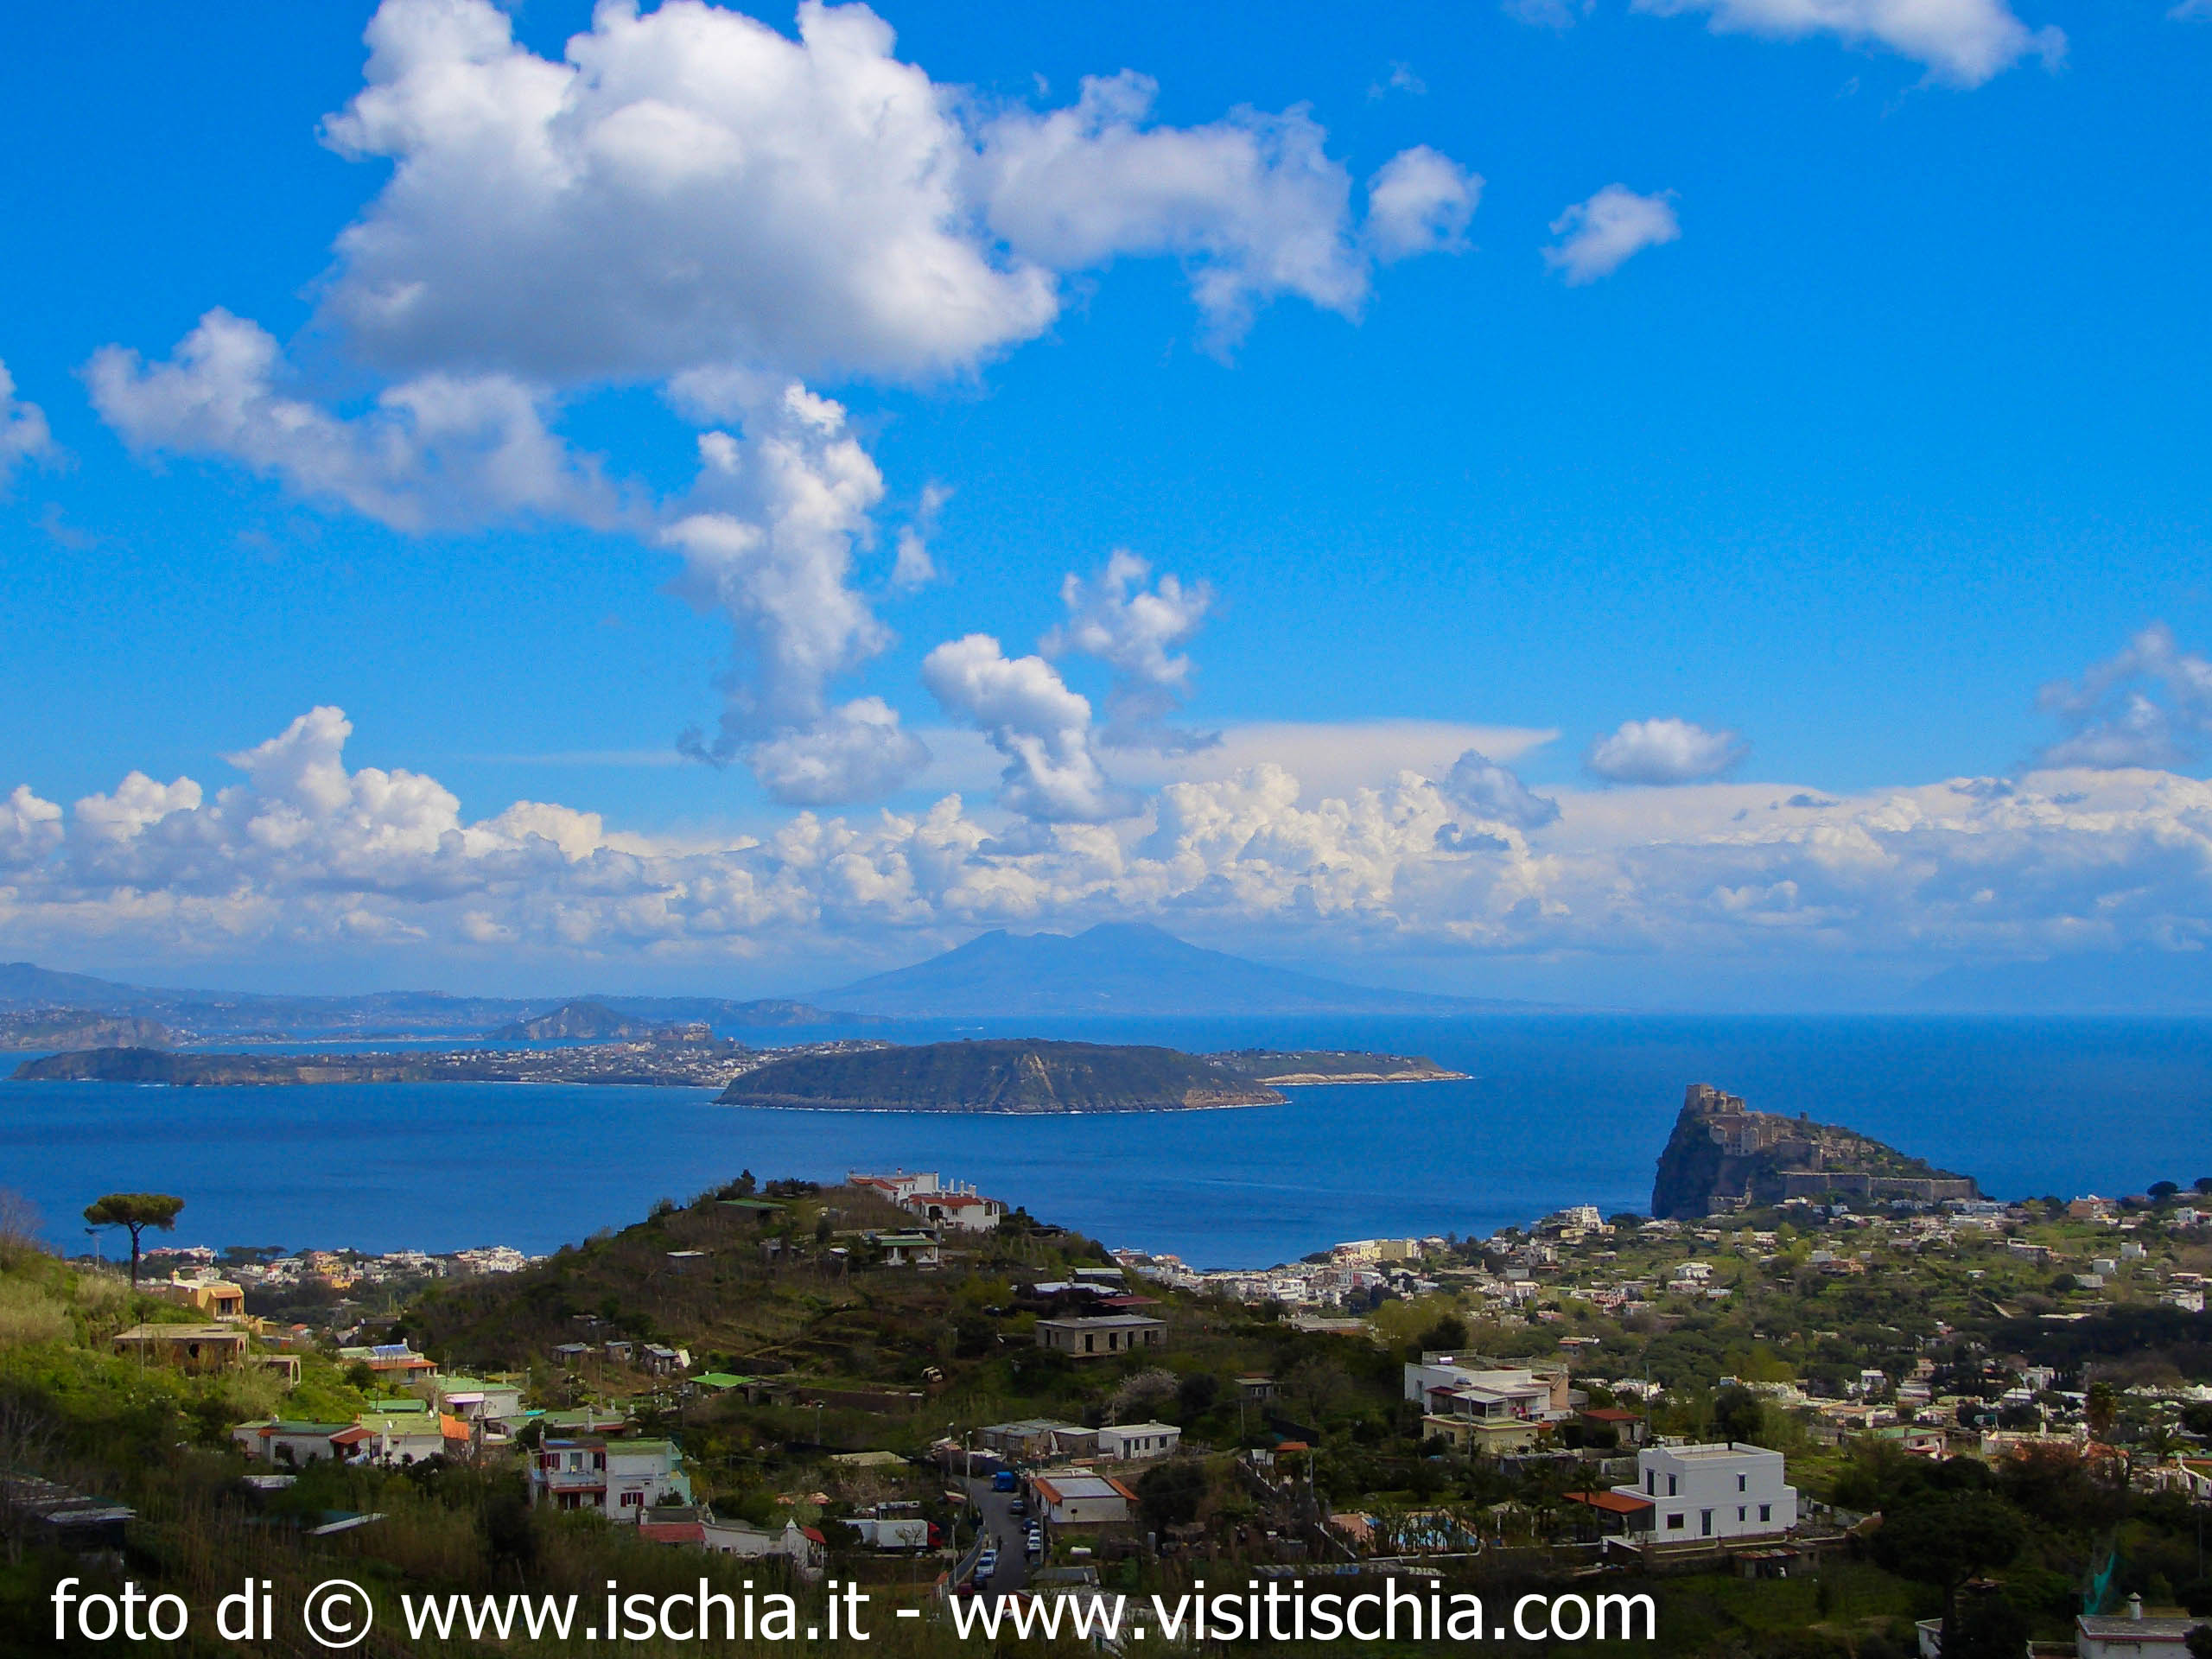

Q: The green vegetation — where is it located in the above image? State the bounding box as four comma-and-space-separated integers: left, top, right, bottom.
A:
715, 1038, 1286, 1111
12, 1166, 2212, 1656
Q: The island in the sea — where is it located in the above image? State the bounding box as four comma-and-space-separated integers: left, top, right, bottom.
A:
715, 1038, 1465, 1113
1650, 1081, 1979, 1219
10, 1035, 1464, 1108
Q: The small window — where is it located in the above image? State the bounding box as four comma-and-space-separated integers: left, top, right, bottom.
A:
1759, 1504, 1771, 1522
1667, 1474, 1679, 1497
1738, 1507, 1746, 1522
1738, 1474, 1747, 1492
1700, 1510, 1713, 1536
1646, 1470, 1656, 1495
1666, 1513, 1685, 1530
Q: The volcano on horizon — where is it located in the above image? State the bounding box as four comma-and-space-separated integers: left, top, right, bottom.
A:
812, 922, 1541, 1019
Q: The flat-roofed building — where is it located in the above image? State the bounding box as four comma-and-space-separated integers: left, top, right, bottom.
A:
1035, 1315, 1166, 1359
112, 1323, 247, 1373
1027, 1468, 1137, 1526
1096, 1421, 1180, 1460
1611, 1442, 1797, 1541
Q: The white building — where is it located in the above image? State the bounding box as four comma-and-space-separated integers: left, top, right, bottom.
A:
846, 1502, 931, 1549
1402, 1360, 1568, 1417
431, 1376, 524, 1427
333, 1408, 467, 1466
1096, 1422, 1181, 1460
1611, 1442, 1797, 1541
1405, 1360, 1569, 1453
530, 1437, 694, 1516
233, 1420, 353, 1465
2076, 1599, 2212, 1659
1027, 1468, 1136, 1527
849, 1170, 1007, 1231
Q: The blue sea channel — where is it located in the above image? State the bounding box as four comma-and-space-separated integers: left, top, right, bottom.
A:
5, 1015, 2210, 1269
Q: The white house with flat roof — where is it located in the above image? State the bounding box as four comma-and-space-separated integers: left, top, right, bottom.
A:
1612, 1442, 1796, 1541
2075, 1598, 2212, 1659
1097, 1422, 1181, 1460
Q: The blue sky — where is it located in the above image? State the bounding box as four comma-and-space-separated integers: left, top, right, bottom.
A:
2, 0, 2209, 1007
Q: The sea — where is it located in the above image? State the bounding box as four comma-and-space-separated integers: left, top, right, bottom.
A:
6, 1015, 2210, 1271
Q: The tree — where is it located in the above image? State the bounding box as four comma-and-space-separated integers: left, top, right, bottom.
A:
2186, 1625, 2212, 1659
1948, 1592, 2033, 1659
1713, 1385, 1765, 1446
1176, 1371, 1220, 1423
1136, 1459, 1207, 1529
2088, 1380, 2120, 1441
1869, 1492, 2027, 1642
81, 1193, 184, 1287
2151, 1181, 2181, 1201
1417, 1313, 1469, 1353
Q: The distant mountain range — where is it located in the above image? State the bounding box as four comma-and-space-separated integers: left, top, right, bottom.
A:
0, 924, 1523, 1035
0, 963, 871, 1039
812, 923, 1531, 1018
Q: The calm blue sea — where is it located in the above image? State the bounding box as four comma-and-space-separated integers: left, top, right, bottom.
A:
6, 1016, 2209, 1269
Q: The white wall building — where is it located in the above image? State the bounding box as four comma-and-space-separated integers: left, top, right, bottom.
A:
1402, 1360, 1569, 1419
1027, 1469, 1136, 1526
1097, 1422, 1181, 1460
530, 1438, 694, 1516
1611, 1442, 1797, 1541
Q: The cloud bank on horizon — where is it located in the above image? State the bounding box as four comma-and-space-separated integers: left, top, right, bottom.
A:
4, 672, 2209, 991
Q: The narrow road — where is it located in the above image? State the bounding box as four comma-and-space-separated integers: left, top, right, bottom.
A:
960, 1475, 1033, 1599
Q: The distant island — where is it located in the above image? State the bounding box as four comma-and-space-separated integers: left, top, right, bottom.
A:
9, 1036, 1462, 1103
1221, 1048, 1469, 1086
9, 1037, 778, 1090
715, 1039, 1465, 1113
1651, 1082, 1979, 1220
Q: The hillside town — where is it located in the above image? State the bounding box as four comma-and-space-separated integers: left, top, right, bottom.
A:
18, 1124, 2212, 1657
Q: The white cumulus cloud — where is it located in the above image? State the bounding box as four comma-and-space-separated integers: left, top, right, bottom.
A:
1365, 146, 1483, 264
922, 635, 1136, 823
2037, 623, 2212, 771
1544, 186, 1681, 285
1587, 717, 1747, 785
0, 359, 54, 480
664, 383, 927, 804
1042, 550, 1215, 752
1630, 0, 2063, 88
86, 310, 619, 532
1440, 749, 1561, 831
316, 0, 1472, 383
